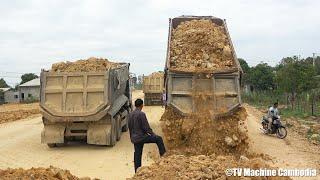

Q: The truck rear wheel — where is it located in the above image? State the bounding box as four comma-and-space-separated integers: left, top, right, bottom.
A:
116, 115, 121, 141
122, 108, 130, 132
121, 119, 128, 132
47, 143, 56, 148
47, 143, 64, 148
110, 117, 117, 146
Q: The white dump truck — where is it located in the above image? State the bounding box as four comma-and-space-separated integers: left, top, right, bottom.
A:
40, 62, 132, 147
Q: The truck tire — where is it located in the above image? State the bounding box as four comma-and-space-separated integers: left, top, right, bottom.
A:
47, 143, 64, 148
122, 108, 130, 132
116, 115, 121, 141
110, 117, 117, 146
122, 118, 128, 132
47, 143, 56, 148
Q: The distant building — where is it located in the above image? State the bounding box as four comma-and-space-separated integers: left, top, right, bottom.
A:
5, 89, 19, 103
19, 78, 40, 102
0, 88, 19, 104
0, 88, 8, 104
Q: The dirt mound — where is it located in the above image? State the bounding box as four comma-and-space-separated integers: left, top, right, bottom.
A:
0, 103, 40, 124
0, 166, 90, 180
148, 72, 164, 77
160, 106, 248, 156
131, 154, 290, 180
0, 109, 40, 123
50, 57, 121, 72
169, 19, 235, 72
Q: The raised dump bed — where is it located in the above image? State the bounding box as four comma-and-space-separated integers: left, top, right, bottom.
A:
165, 16, 242, 117
143, 72, 164, 105
40, 58, 132, 147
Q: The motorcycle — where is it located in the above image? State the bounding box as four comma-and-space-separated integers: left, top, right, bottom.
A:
261, 116, 287, 139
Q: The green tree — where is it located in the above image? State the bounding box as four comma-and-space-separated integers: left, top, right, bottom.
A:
20, 73, 38, 84
275, 57, 316, 108
238, 58, 250, 86
248, 63, 275, 90
305, 56, 320, 75
238, 58, 250, 73
0, 78, 9, 88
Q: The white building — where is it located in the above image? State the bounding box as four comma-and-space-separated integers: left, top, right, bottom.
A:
0, 88, 19, 103
19, 78, 40, 102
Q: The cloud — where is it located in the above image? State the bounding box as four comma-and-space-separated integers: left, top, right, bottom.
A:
0, 0, 319, 86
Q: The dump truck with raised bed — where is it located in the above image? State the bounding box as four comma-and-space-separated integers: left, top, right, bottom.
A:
143, 72, 164, 105
165, 16, 242, 117
40, 58, 132, 147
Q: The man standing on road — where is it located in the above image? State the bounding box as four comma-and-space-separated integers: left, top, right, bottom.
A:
128, 98, 166, 172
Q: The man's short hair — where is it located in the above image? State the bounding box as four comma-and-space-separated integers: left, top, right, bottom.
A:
135, 99, 144, 107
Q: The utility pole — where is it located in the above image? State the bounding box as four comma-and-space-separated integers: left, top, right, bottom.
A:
313, 53, 316, 67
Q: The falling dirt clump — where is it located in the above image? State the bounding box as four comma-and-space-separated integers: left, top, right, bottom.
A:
0, 166, 92, 180
169, 19, 235, 72
50, 57, 121, 72
160, 106, 249, 156
130, 95, 289, 179
131, 154, 290, 180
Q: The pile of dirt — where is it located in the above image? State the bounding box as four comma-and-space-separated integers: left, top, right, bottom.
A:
0, 103, 40, 124
169, 19, 235, 72
148, 72, 164, 77
131, 154, 290, 180
285, 117, 320, 144
50, 57, 121, 72
160, 106, 248, 156
0, 109, 40, 123
0, 166, 91, 180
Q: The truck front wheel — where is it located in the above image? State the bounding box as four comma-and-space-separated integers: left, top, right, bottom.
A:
47, 143, 56, 148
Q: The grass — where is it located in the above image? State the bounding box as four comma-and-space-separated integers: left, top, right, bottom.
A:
241, 90, 320, 118
242, 91, 320, 143
280, 108, 310, 119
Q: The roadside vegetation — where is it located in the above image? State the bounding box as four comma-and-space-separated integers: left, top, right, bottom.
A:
240, 56, 320, 144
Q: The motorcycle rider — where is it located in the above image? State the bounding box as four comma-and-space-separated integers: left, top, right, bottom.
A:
268, 102, 279, 132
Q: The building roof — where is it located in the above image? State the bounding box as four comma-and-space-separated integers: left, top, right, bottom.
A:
0, 88, 10, 92
19, 78, 40, 87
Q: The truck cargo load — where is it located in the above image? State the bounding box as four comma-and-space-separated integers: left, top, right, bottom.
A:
40, 57, 132, 147
165, 16, 242, 117
142, 72, 164, 105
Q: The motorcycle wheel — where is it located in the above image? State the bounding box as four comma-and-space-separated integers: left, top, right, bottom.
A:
261, 123, 268, 134
276, 127, 287, 139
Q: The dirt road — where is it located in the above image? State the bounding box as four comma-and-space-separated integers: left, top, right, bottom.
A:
245, 104, 320, 180
0, 95, 319, 179
0, 90, 164, 179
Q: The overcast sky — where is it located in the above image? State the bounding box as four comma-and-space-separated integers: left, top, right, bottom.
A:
0, 0, 319, 86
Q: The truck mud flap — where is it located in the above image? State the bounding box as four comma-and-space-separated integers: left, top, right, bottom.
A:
87, 124, 112, 145
41, 125, 65, 144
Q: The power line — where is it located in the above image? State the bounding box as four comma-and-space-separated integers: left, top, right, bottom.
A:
0, 76, 21, 78
312, 53, 319, 67
0, 71, 39, 74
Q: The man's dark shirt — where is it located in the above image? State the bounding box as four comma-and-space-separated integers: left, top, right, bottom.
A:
128, 108, 154, 144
